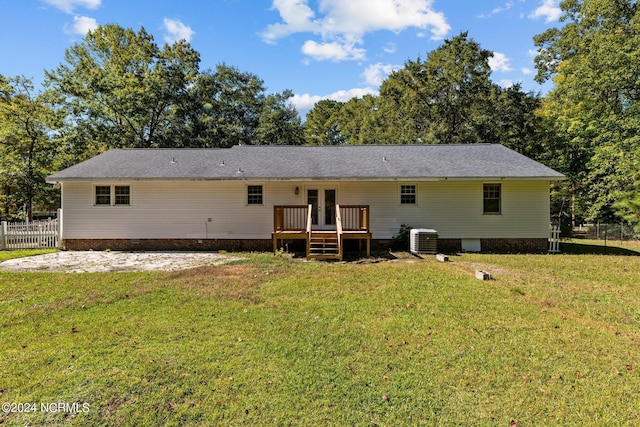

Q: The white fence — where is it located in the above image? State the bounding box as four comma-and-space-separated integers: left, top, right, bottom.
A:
548, 224, 561, 253
1, 217, 60, 250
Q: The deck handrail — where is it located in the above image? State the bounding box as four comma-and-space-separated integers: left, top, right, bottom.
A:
306, 204, 312, 257
305, 204, 312, 234
335, 204, 343, 260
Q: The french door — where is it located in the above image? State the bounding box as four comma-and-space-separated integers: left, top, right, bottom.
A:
307, 187, 337, 230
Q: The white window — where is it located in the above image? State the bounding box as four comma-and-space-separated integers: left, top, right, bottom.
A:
115, 186, 130, 205
95, 186, 111, 205
247, 185, 263, 205
95, 185, 130, 206
483, 184, 501, 214
400, 184, 416, 205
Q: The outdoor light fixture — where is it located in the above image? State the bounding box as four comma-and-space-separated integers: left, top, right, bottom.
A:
295, 186, 299, 195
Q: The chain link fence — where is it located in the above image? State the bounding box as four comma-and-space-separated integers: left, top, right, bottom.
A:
572, 223, 640, 241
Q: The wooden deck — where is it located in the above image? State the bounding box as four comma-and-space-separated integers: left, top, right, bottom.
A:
272, 205, 371, 260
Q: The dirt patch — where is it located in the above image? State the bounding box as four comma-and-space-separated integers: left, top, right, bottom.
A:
0, 251, 241, 273
167, 264, 269, 302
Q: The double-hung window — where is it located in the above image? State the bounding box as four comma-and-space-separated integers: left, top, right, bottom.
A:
95, 186, 111, 205
247, 185, 263, 205
400, 184, 416, 205
483, 184, 501, 214
95, 185, 130, 206
115, 186, 130, 205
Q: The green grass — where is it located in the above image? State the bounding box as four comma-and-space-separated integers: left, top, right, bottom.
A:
1, 246, 639, 426
0, 249, 57, 263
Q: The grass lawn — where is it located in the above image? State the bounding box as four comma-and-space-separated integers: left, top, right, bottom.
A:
1, 243, 639, 426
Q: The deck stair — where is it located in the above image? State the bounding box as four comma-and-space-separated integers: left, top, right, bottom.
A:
308, 232, 341, 260
273, 204, 371, 261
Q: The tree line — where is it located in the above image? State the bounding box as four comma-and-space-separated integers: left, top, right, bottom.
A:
1, 0, 638, 232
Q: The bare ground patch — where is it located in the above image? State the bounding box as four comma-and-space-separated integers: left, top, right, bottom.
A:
167, 263, 284, 302
0, 251, 241, 273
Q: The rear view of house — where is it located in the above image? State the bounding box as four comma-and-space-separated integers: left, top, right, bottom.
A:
46, 144, 565, 258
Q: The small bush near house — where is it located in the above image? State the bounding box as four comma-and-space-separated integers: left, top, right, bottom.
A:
391, 224, 412, 250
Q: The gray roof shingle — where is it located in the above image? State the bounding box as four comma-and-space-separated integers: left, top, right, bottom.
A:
46, 144, 565, 182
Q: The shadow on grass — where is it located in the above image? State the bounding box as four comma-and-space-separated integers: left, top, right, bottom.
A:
560, 241, 640, 256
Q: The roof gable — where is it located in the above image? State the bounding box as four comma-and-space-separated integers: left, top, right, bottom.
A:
47, 144, 565, 182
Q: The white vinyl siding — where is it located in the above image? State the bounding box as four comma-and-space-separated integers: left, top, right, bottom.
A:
61, 180, 550, 240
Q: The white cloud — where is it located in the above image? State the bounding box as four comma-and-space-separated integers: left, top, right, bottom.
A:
290, 87, 378, 116
383, 42, 396, 54
317, 0, 450, 38
521, 67, 532, 75
529, 0, 561, 23
498, 79, 515, 88
263, 0, 450, 62
163, 18, 195, 43
488, 52, 513, 72
478, 1, 513, 18
362, 63, 400, 86
262, 0, 320, 43
64, 15, 98, 35
42, 0, 101, 14
302, 40, 366, 61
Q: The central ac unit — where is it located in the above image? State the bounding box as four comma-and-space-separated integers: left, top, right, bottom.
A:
410, 228, 438, 254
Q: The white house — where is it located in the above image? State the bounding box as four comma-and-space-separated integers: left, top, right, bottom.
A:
46, 144, 565, 259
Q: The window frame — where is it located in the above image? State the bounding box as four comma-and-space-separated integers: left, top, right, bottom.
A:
114, 185, 131, 206
483, 183, 501, 215
247, 185, 264, 206
94, 185, 112, 206
94, 184, 131, 207
400, 184, 417, 205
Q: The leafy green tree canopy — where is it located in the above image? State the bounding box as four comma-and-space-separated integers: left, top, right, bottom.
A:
305, 32, 544, 150
534, 0, 640, 225
0, 75, 62, 220
45, 24, 201, 152
176, 64, 303, 148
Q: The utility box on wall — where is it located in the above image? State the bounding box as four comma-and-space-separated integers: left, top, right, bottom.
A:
410, 229, 438, 254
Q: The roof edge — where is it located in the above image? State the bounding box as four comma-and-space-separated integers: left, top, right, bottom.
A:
47, 175, 565, 183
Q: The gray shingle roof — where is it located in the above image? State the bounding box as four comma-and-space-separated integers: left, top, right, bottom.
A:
46, 144, 565, 182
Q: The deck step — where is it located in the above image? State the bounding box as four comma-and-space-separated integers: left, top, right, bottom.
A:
308, 232, 341, 259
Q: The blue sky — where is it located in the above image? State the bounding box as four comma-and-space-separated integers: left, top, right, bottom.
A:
1, 0, 562, 116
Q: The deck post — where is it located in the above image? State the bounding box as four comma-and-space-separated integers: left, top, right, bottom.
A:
57, 208, 63, 248
0, 221, 5, 250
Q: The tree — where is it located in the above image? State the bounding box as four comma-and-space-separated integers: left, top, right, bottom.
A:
304, 99, 345, 145
335, 95, 389, 145
255, 90, 304, 145
493, 84, 546, 159
379, 32, 497, 144
45, 24, 200, 153
174, 64, 303, 147
0, 75, 62, 220
534, 0, 640, 225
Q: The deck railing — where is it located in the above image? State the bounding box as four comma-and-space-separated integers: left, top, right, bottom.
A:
274, 205, 310, 232
274, 205, 369, 233
339, 205, 369, 232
